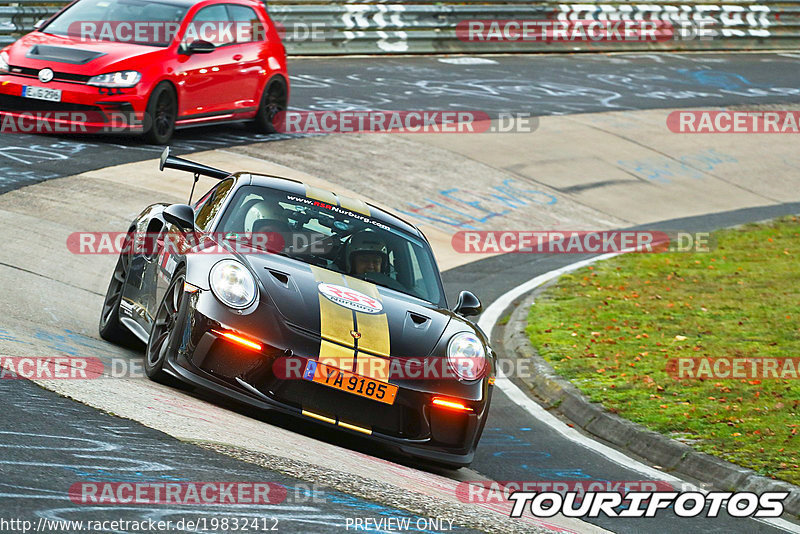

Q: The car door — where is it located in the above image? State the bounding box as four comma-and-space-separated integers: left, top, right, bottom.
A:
175, 4, 238, 118
225, 4, 266, 112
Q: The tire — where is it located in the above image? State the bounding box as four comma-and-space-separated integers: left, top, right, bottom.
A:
99, 231, 138, 346
251, 78, 287, 134
144, 267, 186, 384
143, 82, 177, 145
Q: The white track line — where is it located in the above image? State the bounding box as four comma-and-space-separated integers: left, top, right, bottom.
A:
478, 253, 800, 533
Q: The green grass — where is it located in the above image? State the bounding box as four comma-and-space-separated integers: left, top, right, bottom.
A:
525, 217, 800, 484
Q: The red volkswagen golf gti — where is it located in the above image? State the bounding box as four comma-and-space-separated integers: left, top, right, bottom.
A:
0, 0, 289, 143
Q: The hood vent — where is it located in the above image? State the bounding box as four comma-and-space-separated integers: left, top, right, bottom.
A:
266, 268, 291, 288
26, 45, 106, 65
407, 311, 431, 329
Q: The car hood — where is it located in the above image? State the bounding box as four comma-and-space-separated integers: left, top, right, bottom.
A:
244, 253, 453, 359
6, 32, 166, 73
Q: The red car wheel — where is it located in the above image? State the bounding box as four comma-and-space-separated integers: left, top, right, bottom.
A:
144, 82, 177, 145
252, 78, 287, 134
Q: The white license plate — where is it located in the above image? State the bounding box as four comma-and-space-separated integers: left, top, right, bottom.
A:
22, 86, 62, 102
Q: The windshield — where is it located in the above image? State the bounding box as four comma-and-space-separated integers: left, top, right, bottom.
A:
43, 0, 189, 47
216, 185, 447, 307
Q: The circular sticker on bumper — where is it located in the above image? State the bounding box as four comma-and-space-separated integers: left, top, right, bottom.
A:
318, 283, 383, 314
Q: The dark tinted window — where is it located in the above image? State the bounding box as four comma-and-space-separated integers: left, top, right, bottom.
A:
228, 5, 262, 43
185, 4, 234, 47
43, 0, 188, 47
216, 185, 446, 306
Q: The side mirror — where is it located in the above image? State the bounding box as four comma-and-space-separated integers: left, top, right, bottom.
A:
453, 290, 482, 317
33, 19, 45, 30
163, 204, 195, 232
182, 39, 216, 55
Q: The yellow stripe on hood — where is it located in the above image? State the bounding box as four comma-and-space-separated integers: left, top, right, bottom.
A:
345, 275, 390, 358
310, 267, 391, 382
310, 266, 355, 350
345, 276, 390, 382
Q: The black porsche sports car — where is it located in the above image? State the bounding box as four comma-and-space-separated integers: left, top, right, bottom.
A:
99, 148, 495, 467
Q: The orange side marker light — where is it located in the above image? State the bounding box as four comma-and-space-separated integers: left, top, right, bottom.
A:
212, 330, 262, 352
432, 397, 473, 412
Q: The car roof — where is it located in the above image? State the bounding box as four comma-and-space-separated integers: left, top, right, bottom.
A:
239, 173, 423, 238
151, 0, 261, 7
145, 0, 202, 6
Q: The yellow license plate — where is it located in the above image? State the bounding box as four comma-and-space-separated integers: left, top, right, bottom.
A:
303, 360, 397, 405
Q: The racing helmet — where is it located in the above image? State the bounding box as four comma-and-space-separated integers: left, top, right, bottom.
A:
345, 229, 389, 274
246, 199, 284, 231
246, 199, 290, 252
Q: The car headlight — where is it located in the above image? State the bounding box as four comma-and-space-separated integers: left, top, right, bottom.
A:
0, 51, 9, 74
209, 260, 257, 309
87, 70, 141, 88
447, 332, 487, 381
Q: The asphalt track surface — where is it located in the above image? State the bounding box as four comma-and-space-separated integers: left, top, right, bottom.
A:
3, 51, 800, 192
2, 52, 800, 533
1, 379, 481, 534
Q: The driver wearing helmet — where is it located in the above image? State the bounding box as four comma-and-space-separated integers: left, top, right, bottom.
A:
248, 199, 290, 253
346, 230, 389, 276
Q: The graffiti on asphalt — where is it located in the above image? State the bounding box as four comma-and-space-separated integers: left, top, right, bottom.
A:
400, 179, 558, 230
617, 148, 738, 183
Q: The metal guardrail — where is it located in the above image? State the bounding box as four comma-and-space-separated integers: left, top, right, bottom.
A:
0, 5, 60, 45
272, 3, 798, 54
1, 1, 798, 53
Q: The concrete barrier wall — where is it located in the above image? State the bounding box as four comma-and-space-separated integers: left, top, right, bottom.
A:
1, 0, 798, 53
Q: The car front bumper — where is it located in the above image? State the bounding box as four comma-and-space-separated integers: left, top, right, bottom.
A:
0, 73, 149, 134
164, 288, 492, 467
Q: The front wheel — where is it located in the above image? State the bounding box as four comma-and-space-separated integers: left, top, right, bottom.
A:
251, 79, 287, 134
144, 268, 186, 383
99, 231, 137, 346
143, 82, 177, 145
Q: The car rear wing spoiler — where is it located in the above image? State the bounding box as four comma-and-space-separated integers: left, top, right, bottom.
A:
159, 147, 230, 180
160, 147, 232, 203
